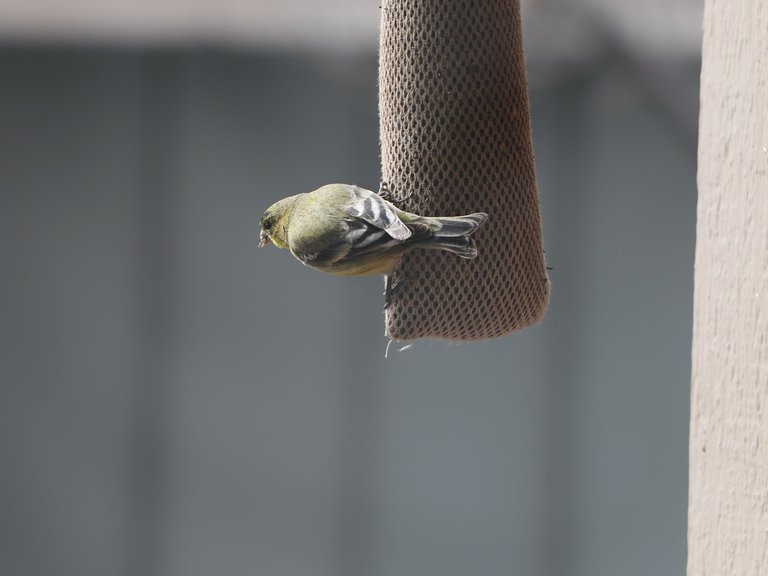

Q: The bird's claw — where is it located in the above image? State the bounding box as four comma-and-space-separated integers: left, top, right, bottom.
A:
378, 181, 392, 201
378, 181, 413, 206
383, 270, 414, 310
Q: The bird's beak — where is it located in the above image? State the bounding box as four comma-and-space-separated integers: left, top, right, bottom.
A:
259, 229, 271, 248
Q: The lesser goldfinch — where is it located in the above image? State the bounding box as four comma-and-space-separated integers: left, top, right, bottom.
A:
258, 183, 487, 276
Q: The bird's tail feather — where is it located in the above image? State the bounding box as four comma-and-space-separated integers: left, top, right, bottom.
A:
424, 236, 478, 259
429, 213, 488, 237
407, 212, 486, 259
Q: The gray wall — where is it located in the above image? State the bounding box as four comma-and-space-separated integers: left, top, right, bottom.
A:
0, 46, 695, 576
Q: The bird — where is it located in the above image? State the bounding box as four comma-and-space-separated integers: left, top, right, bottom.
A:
258, 183, 488, 276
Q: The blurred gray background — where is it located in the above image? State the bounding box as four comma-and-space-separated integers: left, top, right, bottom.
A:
0, 1, 700, 575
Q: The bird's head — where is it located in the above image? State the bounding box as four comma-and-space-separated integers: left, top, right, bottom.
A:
259, 195, 299, 250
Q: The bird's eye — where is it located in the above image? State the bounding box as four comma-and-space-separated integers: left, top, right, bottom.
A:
263, 220, 272, 230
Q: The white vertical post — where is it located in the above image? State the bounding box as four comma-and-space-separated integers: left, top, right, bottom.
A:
689, 2, 768, 574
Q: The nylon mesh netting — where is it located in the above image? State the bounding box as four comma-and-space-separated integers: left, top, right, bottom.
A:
380, 0, 549, 341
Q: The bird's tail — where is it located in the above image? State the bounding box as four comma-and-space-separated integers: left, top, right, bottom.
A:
426, 235, 479, 259
416, 212, 488, 259
429, 213, 488, 237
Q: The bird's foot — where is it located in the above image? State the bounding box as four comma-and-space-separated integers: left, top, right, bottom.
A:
383, 271, 414, 310
377, 181, 413, 206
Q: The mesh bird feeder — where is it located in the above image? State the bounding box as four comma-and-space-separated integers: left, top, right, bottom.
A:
379, 0, 549, 341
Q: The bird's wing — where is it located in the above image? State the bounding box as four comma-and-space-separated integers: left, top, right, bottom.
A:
292, 220, 432, 269
295, 221, 398, 266
288, 219, 352, 267
345, 220, 435, 261
344, 186, 412, 241
288, 185, 425, 269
